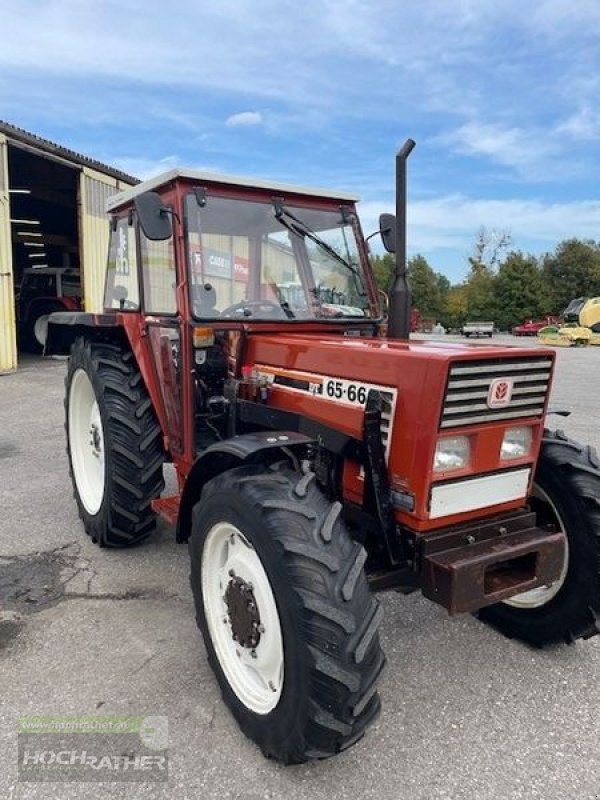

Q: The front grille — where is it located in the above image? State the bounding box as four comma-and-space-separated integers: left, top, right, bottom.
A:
441, 357, 552, 428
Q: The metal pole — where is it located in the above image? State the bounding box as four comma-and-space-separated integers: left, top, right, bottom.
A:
387, 138, 416, 339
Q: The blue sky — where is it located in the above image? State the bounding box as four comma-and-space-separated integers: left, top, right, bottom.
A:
2, 0, 600, 282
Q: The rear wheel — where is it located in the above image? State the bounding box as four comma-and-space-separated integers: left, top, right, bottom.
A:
189, 463, 385, 763
22, 301, 64, 353
479, 431, 600, 646
66, 337, 165, 547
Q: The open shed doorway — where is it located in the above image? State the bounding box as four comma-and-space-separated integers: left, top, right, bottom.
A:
8, 145, 81, 353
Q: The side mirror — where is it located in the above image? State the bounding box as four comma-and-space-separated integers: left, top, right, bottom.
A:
379, 213, 396, 253
134, 191, 173, 241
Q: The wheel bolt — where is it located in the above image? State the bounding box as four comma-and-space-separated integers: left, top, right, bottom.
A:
257, 624, 265, 634
247, 602, 255, 611
247, 582, 253, 591
228, 568, 235, 577
250, 649, 257, 659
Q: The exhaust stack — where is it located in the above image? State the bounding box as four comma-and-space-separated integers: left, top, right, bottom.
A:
387, 138, 416, 339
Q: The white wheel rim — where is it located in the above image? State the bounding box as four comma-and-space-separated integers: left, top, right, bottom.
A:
201, 522, 284, 714
34, 315, 49, 346
68, 369, 105, 515
503, 484, 569, 609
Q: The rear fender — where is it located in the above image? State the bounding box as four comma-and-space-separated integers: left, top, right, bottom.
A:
45, 311, 171, 455
45, 311, 126, 355
176, 431, 314, 543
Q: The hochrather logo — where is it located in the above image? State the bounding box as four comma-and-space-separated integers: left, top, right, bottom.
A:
487, 378, 514, 409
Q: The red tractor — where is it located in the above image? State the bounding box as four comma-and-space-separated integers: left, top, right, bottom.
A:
512, 316, 561, 336
18, 266, 80, 352
47, 141, 600, 764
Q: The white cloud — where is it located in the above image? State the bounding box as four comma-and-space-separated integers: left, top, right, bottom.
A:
359, 195, 600, 275
225, 111, 263, 127
437, 122, 560, 178
558, 107, 600, 141
110, 155, 223, 181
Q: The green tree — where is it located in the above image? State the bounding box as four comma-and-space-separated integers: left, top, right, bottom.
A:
464, 265, 498, 321
407, 254, 441, 319
370, 252, 395, 294
444, 284, 468, 329
495, 251, 549, 331
541, 239, 600, 312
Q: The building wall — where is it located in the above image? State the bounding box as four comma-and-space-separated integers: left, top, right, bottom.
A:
0, 133, 17, 372
79, 167, 133, 313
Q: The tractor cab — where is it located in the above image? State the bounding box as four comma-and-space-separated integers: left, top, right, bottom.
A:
100, 170, 383, 470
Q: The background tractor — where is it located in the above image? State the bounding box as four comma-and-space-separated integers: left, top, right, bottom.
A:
17, 266, 80, 352
47, 141, 600, 764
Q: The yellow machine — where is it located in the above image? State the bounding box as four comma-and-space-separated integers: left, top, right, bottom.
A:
538, 297, 600, 347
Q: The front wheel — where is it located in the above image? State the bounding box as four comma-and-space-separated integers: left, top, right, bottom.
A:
189, 463, 385, 763
479, 431, 600, 646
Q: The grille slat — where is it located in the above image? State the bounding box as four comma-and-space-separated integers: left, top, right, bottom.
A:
447, 384, 549, 402
441, 357, 551, 428
448, 373, 550, 390
450, 360, 552, 376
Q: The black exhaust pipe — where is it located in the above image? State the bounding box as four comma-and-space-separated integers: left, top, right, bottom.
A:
387, 138, 416, 339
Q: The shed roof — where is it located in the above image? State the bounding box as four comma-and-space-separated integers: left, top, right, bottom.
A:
0, 120, 139, 185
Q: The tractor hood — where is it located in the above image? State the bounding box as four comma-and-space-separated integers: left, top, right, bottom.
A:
244, 332, 555, 528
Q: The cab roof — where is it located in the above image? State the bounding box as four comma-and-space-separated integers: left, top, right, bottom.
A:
106, 168, 359, 212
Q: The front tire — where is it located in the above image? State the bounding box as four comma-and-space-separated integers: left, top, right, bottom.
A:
189, 463, 385, 763
65, 337, 165, 547
479, 431, 600, 646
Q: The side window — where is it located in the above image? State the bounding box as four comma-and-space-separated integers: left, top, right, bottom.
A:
140, 230, 177, 314
105, 218, 140, 310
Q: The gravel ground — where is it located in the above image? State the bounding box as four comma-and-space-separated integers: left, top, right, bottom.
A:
1, 337, 600, 800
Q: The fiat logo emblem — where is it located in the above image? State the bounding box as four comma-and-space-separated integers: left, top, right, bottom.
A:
487, 378, 513, 409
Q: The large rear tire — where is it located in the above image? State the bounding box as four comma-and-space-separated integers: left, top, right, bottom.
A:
479, 430, 600, 646
65, 337, 165, 547
189, 463, 385, 763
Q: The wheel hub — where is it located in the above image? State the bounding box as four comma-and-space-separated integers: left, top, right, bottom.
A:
90, 422, 102, 455
224, 574, 262, 649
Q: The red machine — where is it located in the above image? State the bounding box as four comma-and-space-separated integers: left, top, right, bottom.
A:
512, 316, 560, 336
46, 141, 600, 764
17, 266, 80, 351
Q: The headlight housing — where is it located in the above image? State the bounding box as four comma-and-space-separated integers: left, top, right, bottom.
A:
434, 436, 470, 472
501, 426, 532, 460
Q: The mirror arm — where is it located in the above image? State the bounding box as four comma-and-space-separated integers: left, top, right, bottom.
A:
161, 206, 181, 225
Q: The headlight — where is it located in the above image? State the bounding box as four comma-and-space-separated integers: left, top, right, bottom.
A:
501, 426, 532, 460
434, 436, 470, 472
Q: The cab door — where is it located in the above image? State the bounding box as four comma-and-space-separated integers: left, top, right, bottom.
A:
137, 207, 185, 457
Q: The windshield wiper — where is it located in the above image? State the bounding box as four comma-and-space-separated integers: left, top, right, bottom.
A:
272, 200, 362, 281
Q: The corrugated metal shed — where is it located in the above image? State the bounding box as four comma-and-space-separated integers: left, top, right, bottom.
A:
0, 122, 138, 371
0, 133, 17, 372
0, 121, 137, 185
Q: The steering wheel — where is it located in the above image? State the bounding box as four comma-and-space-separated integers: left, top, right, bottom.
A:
220, 300, 286, 319
113, 284, 138, 310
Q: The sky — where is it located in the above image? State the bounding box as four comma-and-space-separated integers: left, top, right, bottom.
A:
1, 0, 600, 281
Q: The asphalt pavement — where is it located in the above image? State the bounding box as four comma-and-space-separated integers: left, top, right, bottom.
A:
1, 337, 600, 800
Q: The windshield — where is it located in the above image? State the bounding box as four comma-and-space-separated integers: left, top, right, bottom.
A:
185, 194, 373, 320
